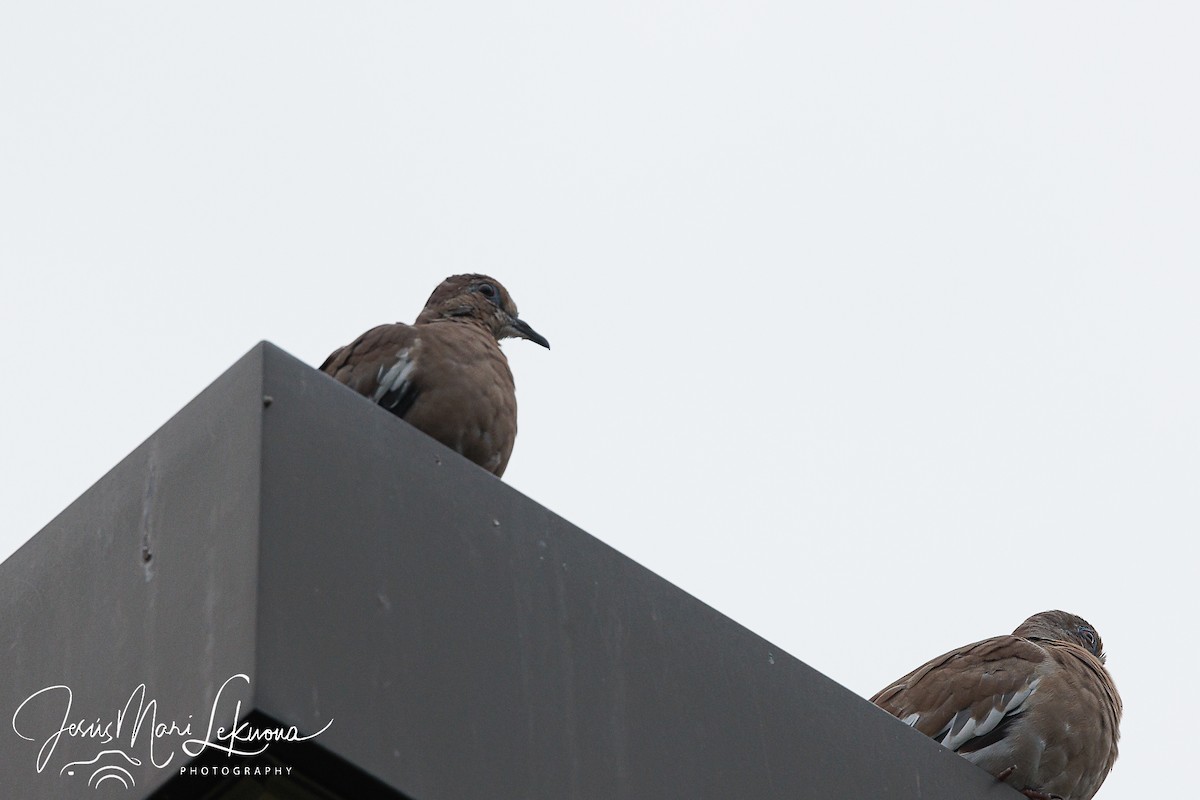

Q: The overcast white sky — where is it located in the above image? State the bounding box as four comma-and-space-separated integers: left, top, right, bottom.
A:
2, 3, 1197, 797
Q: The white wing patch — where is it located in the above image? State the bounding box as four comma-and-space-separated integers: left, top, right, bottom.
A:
938, 676, 1041, 751
373, 348, 416, 402
901, 713, 921, 727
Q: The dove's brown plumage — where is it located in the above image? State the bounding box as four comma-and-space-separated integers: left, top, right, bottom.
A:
320, 274, 549, 477
871, 610, 1121, 800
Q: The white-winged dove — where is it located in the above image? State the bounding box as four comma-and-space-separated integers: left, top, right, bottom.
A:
871, 610, 1121, 800
320, 274, 549, 477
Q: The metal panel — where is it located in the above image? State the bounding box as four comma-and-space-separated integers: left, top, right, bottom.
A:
0, 344, 265, 798
255, 344, 1017, 800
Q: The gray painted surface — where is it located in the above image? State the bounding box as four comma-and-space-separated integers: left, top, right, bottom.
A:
253, 344, 1016, 800
1, 342, 1019, 799
0, 344, 264, 798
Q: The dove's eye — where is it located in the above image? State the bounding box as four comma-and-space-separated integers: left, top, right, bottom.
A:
1078, 627, 1098, 653
478, 283, 498, 300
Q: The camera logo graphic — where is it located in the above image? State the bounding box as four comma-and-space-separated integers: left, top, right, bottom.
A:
61, 749, 142, 790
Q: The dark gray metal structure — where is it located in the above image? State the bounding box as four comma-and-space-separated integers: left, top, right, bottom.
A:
0, 343, 1018, 799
